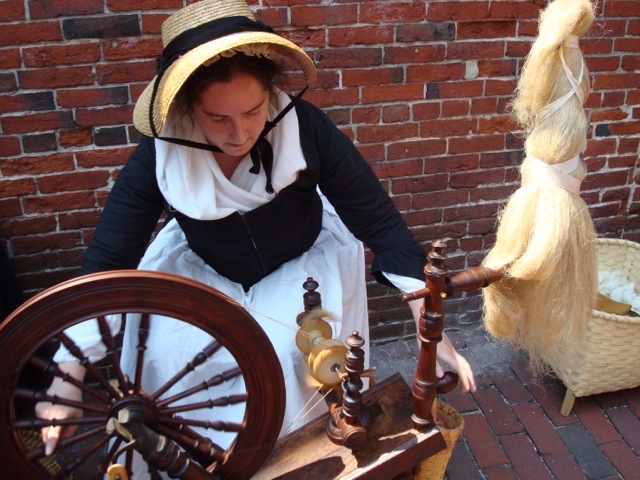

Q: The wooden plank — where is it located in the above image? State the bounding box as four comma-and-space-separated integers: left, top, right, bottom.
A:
253, 373, 447, 479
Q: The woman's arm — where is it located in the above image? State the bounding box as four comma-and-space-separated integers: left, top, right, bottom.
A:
80, 136, 166, 275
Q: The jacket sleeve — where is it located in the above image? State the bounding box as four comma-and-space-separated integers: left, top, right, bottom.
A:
296, 101, 426, 285
79, 136, 166, 275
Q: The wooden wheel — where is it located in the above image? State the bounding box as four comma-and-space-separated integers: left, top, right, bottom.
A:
0, 270, 286, 479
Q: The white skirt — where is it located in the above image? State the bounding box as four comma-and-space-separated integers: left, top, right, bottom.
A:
55, 198, 368, 478
118, 199, 368, 478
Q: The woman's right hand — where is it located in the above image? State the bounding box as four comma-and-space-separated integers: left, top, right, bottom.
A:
35, 361, 86, 455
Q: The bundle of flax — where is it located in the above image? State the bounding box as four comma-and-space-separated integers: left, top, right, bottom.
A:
482, 0, 597, 375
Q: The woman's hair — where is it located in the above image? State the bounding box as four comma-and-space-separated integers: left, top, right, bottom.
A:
173, 53, 283, 118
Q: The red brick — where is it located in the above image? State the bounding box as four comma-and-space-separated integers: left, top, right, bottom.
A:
420, 118, 475, 138
513, 403, 566, 454
1, 111, 75, 134
413, 102, 441, 121
18, 66, 94, 89
370, 159, 423, 180
0, 178, 37, 198
1, 214, 57, 236
593, 72, 640, 90
407, 63, 466, 83
489, 1, 542, 19
57, 86, 129, 108
461, 411, 509, 468
95, 61, 156, 84
21, 191, 97, 215
474, 387, 522, 435
447, 41, 505, 60
604, 0, 640, 16
0, 48, 21, 69
102, 37, 162, 61
0, 198, 22, 218
328, 26, 394, 47
0, 21, 61, 47
484, 363, 532, 403
361, 84, 424, 104
343, 67, 403, 87
0, 153, 75, 176
413, 189, 469, 210
75, 147, 134, 168
482, 465, 519, 479
527, 381, 578, 427
59, 210, 101, 230
59, 129, 93, 148
442, 99, 470, 118
385, 44, 446, 64
141, 13, 170, 34
387, 139, 446, 160
439, 80, 484, 99
360, 2, 426, 24
75, 105, 135, 127
28, 0, 104, 19
573, 396, 622, 444
316, 48, 382, 69
449, 135, 505, 155
0, 0, 25, 20
11, 231, 86, 255
106, 0, 180, 11
458, 20, 517, 39
542, 452, 588, 480
356, 123, 419, 144
607, 406, 640, 452
501, 433, 554, 479
427, 1, 490, 21
291, 5, 357, 27
600, 440, 640, 480
23, 43, 100, 67
37, 171, 110, 194
0, 135, 21, 156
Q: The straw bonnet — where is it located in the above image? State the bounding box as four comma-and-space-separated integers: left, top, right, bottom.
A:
133, 0, 317, 137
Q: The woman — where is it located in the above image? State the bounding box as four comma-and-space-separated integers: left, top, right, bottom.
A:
38, 0, 476, 467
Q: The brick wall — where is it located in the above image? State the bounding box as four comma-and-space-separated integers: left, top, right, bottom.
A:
1, 0, 638, 343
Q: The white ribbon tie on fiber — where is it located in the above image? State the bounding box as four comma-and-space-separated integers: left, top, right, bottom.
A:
522, 35, 586, 195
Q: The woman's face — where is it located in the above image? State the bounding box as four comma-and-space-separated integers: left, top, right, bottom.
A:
192, 74, 270, 158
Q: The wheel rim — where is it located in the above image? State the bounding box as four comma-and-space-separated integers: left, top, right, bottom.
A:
0, 270, 285, 479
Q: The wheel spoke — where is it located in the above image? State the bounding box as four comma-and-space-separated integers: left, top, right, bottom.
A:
159, 393, 248, 416
156, 366, 242, 408
14, 388, 109, 416
149, 340, 223, 402
56, 331, 123, 400
14, 415, 108, 430
97, 315, 129, 393
160, 416, 245, 433
25, 357, 113, 406
133, 313, 151, 395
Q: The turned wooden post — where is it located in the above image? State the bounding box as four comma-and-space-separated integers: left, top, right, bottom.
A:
411, 240, 448, 429
297, 277, 322, 326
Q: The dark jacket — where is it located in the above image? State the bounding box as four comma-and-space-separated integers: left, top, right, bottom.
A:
80, 99, 426, 290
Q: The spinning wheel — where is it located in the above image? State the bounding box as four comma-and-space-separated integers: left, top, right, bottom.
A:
0, 270, 286, 480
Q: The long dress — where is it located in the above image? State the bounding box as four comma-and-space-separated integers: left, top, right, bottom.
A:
54, 91, 425, 478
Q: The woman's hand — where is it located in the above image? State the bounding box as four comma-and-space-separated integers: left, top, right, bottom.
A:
35, 361, 86, 455
436, 333, 476, 393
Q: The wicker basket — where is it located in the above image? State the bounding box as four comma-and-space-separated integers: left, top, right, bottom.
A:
414, 399, 465, 480
554, 237, 640, 416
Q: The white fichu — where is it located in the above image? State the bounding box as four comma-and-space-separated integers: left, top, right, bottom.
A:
482, 0, 597, 375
